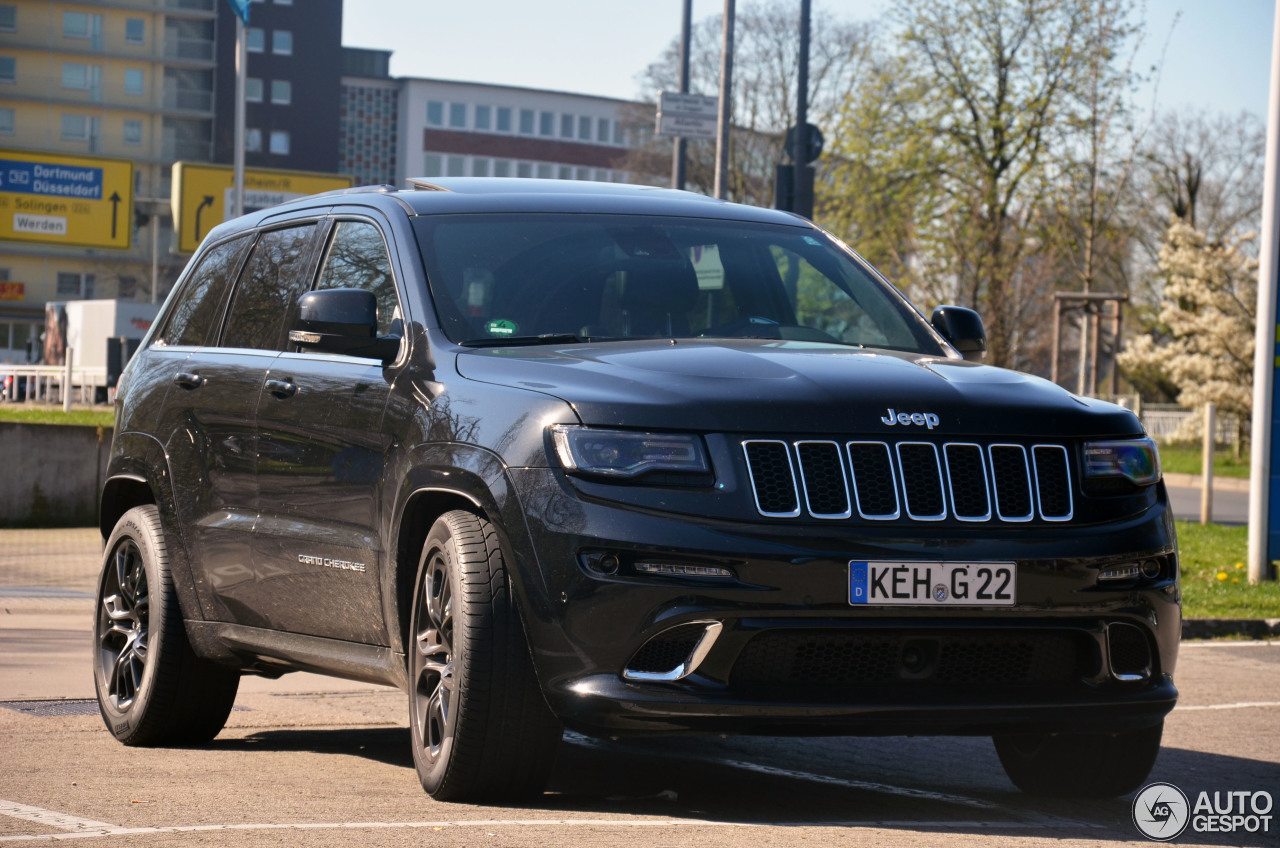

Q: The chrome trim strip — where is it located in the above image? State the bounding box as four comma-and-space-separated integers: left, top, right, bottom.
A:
622, 621, 724, 682
794, 440, 853, 519
988, 443, 1034, 522
1032, 444, 1074, 521
895, 441, 947, 521
943, 442, 992, 522
741, 440, 802, 518
846, 440, 900, 520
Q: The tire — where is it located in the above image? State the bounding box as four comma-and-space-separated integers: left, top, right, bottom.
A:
93, 505, 240, 746
408, 510, 562, 801
993, 722, 1164, 797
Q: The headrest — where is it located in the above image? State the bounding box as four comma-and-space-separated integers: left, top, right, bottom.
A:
619, 257, 700, 314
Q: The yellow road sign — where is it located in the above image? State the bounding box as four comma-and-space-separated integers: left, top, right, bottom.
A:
172, 162, 354, 253
0, 150, 134, 249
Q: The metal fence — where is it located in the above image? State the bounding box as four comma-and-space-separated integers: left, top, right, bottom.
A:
0, 366, 109, 405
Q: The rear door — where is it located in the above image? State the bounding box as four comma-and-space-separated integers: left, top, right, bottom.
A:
251, 216, 404, 644
166, 220, 323, 627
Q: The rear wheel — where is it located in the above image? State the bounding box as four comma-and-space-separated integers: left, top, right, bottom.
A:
93, 505, 240, 745
408, 510, 562, 801
993, 722, 1164, 797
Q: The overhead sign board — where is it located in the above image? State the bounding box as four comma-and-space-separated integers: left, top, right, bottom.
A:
171, 162, 354, 253
0, 150, 133, 249
656, 91, 720, 140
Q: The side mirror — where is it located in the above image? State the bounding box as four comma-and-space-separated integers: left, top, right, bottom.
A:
288, 288, 400, 362
931, 305, 986, 362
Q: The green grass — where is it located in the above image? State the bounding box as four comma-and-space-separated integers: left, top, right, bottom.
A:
1158, 444, 1250, 479
1176, 520, 1280, 619
0, 405, 115, 427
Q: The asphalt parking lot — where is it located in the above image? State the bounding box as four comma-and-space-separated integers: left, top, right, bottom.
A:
0, 528, 1277, 848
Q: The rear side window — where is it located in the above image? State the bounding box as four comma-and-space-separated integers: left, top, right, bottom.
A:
161, 235, 252, 347
221, 224, 317, 351
314, 220, 401, 336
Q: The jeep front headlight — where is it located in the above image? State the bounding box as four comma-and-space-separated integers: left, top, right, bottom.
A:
551, 425, 710, 480
1083, 437, 1161, 486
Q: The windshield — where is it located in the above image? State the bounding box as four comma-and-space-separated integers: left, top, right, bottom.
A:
413, 214, 946, 354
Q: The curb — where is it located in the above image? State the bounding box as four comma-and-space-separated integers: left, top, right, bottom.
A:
1182, 618, 1280, 639
1163, 472, 1251, 492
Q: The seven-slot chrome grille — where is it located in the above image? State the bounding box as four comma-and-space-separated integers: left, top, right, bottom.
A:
742, 439, 1073, 523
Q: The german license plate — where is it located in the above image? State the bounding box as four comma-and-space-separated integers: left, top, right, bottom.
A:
849, 561, 1016, 606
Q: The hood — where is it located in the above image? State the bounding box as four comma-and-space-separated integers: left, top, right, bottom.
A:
454, 339, 1142, 438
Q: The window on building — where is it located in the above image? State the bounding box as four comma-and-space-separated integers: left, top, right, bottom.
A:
496, 107, 512, 133
576, 167, 590, 181
246, 128, 262, 152
597, 117, 610, 143
423, 153, 442, 177
613, 121, 623, 144
0, 6, 15, 32
124, 68, 143, 95
493, 159, 511, 178
125, 18, 144, 44
594, 168, 609, 182
60, 114, 88, 139
472, 157, 490, 177
0, 56, 12, 83
578, 116, 591, 141
560, 114, 573, 139
62, 11, 88, 37
245, 77, 263, 102
474, 105, 490, 130
518, 109, 534, 135
56, 272, 94, 298
62, 63, 89, 89
446, 155, 464, 176
271, 79, 290, 104
117, 276, 137, 300
536, 163, 552, 179
539, 111, 553, 137
274, 0, 293, 4
123, 119, 142, 145
448, 102, 465, 128
0, 107, 12, 134
272, 30, 292, 55
269, 130, 289, 154
246, 27, 264, 52
426, 100, 444, 127
558, 165, 571, 180
516, 162, 532, 178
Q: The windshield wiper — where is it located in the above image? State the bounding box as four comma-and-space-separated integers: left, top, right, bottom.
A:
460, 333, 587, 348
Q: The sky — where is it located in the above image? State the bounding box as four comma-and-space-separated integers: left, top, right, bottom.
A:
343, 1, 1278, 121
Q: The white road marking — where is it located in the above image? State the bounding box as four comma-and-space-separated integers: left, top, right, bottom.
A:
0, 800, 125, 835
1178, 701, 1280, 711
1181, 641, 1277, 648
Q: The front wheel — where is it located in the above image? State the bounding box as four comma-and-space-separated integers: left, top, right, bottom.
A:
993, 722, 1164, 797
408, 510, 562, 801
93, 505, 240, 745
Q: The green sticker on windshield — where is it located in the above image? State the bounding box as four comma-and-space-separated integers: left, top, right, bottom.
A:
485, 318, 519, 336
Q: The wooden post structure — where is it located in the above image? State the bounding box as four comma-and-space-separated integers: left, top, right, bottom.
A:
1051, 292, 1128, 395
1201, 402, 1216, 525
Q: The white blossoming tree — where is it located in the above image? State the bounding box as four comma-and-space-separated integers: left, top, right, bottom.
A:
1119, 219, 1256, 447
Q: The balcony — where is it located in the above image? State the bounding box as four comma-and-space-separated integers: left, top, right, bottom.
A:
162, 87, 213, 113
161, 138, 211, 160
162, 34, 214, 63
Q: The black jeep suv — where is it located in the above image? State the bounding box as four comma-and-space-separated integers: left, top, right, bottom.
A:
95, 178, 1177, 801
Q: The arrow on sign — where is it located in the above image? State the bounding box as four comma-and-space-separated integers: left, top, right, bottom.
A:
194, 195, 214, 244
109, 192, 121, 239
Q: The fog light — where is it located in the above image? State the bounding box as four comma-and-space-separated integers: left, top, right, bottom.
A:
1140, 559, 1161, 579
634, 562, 734, 578
1098, 564, 1141, 581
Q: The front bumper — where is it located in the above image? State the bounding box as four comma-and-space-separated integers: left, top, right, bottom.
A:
504, 468, 1180, 736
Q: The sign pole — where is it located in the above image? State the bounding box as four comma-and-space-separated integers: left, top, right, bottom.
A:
713, 0, 735, 200
793, 0, 811, 218
671, 0, 692, 191
1247, 0, 1280, 584
232, 15, 246, 219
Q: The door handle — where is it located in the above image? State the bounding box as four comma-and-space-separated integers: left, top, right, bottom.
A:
265, 378, 297, 399
173, 371, 205, 389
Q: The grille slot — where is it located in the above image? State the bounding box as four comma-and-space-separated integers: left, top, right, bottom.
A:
897, 442, 946, 520
944, 443, 991, 521
1107, 623, 1153, 679
1033, 445, 1073, 520
989, 444, 1034, 522
730, 629, 1088, 700
625, 623, 709, 675
743, 440, 800, 517
741, 438, 1072, 523
847, 441, 899, 519
796, 441, 851, 518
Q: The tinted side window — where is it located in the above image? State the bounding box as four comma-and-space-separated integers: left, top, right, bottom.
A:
314, 220, 401, 336
222, 224, 317, 351
162, 236, 252, 347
